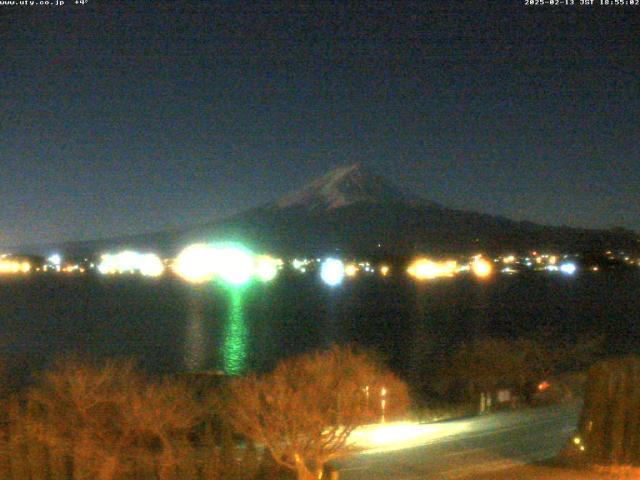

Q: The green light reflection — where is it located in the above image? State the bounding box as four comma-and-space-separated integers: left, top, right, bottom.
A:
222, 287, 248, 375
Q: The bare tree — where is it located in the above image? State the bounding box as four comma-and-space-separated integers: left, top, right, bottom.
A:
27, 358, 203, 480
224, 345, 409, 480
123, 378, 204, 480
27, 358, 136, 480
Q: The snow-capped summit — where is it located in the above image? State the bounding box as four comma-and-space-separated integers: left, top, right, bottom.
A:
275, 163, 419, 211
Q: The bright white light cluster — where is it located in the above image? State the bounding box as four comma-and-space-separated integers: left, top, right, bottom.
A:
292, 257, 387, 281
98, 251, 164, 277
172, 244, 217, 283
47, 254, 62, 268
320, 258, 345, 286
173, 243, 283, 285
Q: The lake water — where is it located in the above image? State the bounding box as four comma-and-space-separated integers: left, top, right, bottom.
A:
1, 269, 639, 387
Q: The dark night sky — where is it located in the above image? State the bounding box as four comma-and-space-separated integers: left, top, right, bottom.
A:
1, 1, 639, 247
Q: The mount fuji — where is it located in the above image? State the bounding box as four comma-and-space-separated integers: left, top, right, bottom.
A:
175, 163, 637, 256
273, 163, 428, 211
11, 164, 638, 257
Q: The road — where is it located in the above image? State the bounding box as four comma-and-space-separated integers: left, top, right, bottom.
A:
337, 402, 581, 480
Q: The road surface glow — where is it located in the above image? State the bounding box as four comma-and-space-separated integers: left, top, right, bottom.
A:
338, 404, 581, 480
349, 421, 470, 454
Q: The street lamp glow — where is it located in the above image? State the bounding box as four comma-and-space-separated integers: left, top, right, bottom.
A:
560, 262, 577, 275
381, 386, 388, 423
320, 258, 345, 286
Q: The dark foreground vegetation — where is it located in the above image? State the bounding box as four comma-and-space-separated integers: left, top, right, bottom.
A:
0, 334, 618, 480
0, 346, 408, 480
1, 358, 265, 480
577, 357, 640, 467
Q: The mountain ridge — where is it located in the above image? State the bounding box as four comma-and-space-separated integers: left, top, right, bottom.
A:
5, 164, 638, 257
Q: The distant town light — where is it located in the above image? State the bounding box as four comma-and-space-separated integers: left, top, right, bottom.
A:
97, 254, 115, 274
345, 263, 358, 277
560, 262, 577, 275
0, 258, 32, 275
471, 257, 493, 278
292, 258, 310, 272
119, 251, 139, 272
97, 250, 164, 277
173, 244, 218, 283
47, 254, 62, 266
255, 255, 280, 282
139, 253, 164, 277
407, 258, 457, 280
320, 258, 345, 286
212, 246, 254, 286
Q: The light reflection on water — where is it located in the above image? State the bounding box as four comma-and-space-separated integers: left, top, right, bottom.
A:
184, 291, 207, 372
183, 285, 249, 374
1, 271, 639, 385
222, 287, 248, 375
